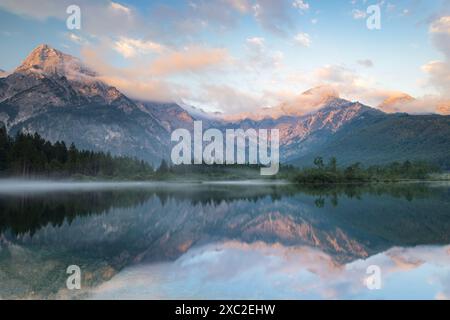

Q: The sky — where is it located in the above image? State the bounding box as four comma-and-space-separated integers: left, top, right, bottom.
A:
0, 0, 449, 115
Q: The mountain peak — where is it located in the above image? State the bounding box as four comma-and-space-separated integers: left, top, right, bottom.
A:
15, 44, 96, 79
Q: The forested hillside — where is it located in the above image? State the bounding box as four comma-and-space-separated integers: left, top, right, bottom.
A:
0, 126, 153, 179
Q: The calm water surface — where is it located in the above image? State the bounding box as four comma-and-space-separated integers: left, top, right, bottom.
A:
0, 180, 449, 299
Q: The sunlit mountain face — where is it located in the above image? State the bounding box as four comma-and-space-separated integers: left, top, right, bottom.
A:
1, 0, 450, 302
1, 44, 449, 167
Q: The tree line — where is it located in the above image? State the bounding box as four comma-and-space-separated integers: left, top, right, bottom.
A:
0, 127, 154, 179
0, 126, 441, 182
288, 157, 440, 184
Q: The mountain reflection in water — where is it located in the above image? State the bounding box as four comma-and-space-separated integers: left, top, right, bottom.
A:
0, 181, 449, 299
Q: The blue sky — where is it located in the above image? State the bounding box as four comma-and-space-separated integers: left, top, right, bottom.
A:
0, 0, 449, 114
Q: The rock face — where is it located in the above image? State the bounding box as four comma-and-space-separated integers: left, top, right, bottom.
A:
1, 44, 449, 168
223, 97, 384, 162
0, 44, 169, 165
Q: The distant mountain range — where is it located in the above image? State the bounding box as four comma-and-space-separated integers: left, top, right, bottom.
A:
1, 45, 449, 168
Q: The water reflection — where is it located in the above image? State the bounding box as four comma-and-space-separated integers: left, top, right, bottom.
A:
91, 242, 450, 300
0, 182, 449, 299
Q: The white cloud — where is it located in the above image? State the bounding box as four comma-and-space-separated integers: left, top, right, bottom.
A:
421, 61, 450, 98
292, 0, 309, 12
252, 0, 294, 36
113, 37, 165, 58
67, 33, 89, 45
430, 16, 450, 34
294, 32, 311, 47
91, 242, 450, 300
422, 16, 450, 100
352, 9, 367, 19
246, 37, 265, 47
245, 37, 284, 71
0, 0, 139, 37
110, 1, 131, 15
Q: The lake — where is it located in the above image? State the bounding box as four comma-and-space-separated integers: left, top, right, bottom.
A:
0, 180, 449, 300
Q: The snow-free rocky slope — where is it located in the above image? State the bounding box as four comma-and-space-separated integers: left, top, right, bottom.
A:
1, 45, 449, 167
0, 45, 168, 165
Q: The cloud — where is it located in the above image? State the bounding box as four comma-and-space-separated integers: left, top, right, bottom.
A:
67, 33, 89, 45
90, 242, 450, 300
113, 37, 166, 58
147, 0, 251, 40
421, 61, 450, 98
437, 101, 450, 115
98, 75, 177, 102
357, 59, 374, 68
298, 64, 447, 115
0, 69, 9, 78
430, 16, 450, 59
294, 32, 311, 47
110, 1, 131, 15
252, 0, 294, 36
149, 47, 230, 76
430, 16, 450, 33
292, 0, 310, 12
245, 37, 284, 70
314, 65, 358, 84
0, 0, 139, 37
81, 43, 230, 103
0, 0, 67, 20
378, 92, 450, 115
352, 9, 367, 19
422, 16, 450, 100
81, 46, 177, 102
225, 0, 251, 13
199, 84, 263, 114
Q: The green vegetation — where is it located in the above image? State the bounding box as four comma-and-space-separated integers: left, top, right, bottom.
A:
153, 162, 267, 180
284, 157, 440, 184
0, 126, 153, 179
292, 114, 450, 169
0, 127, 444, 182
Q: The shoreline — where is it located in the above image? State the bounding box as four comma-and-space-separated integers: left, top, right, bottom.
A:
0, 177, 449, 193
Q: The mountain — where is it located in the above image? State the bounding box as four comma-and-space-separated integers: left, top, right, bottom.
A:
223, 88, 450, 168
1, 45, 449, 169
0, 69, 6, 78
0, 44, 169, 165
224, 85, 343, 121
290, 112, 450, 168
136, 101, 195, 132
224, 93, 384, 161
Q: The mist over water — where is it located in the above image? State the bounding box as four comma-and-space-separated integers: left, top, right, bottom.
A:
0, 179, 289, 194
0, 181, 449, 299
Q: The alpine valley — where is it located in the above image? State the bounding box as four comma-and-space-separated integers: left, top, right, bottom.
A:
1, 45, 449, 168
